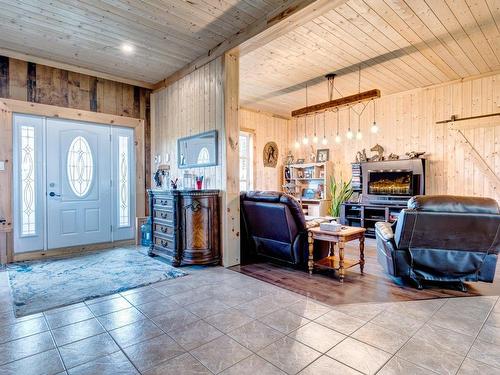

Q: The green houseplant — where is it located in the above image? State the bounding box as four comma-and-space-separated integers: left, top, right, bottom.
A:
329, 176, 354, 219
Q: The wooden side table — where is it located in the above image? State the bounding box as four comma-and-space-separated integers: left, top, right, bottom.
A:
308, 226, 366, 283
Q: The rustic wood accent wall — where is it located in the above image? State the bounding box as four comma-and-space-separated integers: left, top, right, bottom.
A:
289, 73, 500, 201
151, 57, 224, 188
0, 56, 151, 185
239, 108, 290, 191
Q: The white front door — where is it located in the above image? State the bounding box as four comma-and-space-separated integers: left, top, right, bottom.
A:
46, 119, 111, 249
13, 114, 135, 253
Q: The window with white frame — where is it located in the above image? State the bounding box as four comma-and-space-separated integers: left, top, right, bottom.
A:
239, 131, 253, 191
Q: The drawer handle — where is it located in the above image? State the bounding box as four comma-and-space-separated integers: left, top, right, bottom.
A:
160, 240, 169, 247
160, 212, 168, 219
160, 200, 170, 205
161, 227, 169, 233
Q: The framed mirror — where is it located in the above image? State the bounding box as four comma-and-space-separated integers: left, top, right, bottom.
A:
177, 130, 218, 169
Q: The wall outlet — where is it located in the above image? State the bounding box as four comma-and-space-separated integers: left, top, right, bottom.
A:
0, 161, 5, 171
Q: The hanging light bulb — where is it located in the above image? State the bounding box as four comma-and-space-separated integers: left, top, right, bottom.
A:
371, 99, 379, 133
346, 108, 353, 139
293, 117, 300, 148
302, 115, 309, 144
321, 111, 328, 144
312, 114, 318, 143
356, 108, 362, 140
302, 85, 309, 144
335, 109, 341, 143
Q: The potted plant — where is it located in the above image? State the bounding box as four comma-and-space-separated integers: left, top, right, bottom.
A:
329, 176, 353, 221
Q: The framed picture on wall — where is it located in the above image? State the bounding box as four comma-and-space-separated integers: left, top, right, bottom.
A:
316, 149, 329, 162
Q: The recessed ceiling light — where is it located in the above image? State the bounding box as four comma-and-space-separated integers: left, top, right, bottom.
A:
121, 43, 134, 54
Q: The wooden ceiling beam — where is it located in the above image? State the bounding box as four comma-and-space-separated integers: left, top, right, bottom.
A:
153, 0, 347, 91
291, 89, 380, 117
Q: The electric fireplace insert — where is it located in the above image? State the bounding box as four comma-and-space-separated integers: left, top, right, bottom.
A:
368, 171, 413, 196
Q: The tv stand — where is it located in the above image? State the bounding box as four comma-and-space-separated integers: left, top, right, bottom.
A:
340, 202, 407, 238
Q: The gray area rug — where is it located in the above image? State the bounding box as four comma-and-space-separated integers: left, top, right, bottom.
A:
7, 247, 186, 317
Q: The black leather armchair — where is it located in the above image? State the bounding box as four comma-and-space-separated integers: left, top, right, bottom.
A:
376, 195, 500, 289
240, 191, 328, 267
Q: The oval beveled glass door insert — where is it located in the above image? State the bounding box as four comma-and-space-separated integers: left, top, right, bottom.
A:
67, 136, 94, 197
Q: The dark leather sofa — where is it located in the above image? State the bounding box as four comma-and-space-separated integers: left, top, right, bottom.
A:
376, 195, 500, 289
240, 191, 328, 267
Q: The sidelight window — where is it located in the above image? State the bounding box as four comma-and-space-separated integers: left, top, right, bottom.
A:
118, 136, 130, 227
20, 125, 36, 236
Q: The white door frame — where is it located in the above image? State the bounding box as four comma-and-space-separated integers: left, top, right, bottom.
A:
0, 99, 145, 263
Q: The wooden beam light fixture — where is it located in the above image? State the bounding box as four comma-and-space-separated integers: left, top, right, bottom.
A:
291, 88, 380, 117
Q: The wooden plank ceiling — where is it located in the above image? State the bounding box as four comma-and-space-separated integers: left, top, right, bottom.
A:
240, 0, 500, 116
0, 0, 287, 84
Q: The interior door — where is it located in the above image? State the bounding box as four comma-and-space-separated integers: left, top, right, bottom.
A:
46, 119, 112, 249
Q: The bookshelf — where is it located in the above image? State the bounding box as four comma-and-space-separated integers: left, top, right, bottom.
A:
282, 161, 333, 216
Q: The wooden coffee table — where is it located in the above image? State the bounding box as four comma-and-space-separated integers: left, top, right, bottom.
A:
308, 226, 366, 283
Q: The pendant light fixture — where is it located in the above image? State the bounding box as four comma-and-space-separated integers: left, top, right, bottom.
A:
371, 99, 379, 133
355, 66, 362, 140
346, 107, 353, 140
335, 109, 341, 144
313, 115, 318, 144
322, 111, 328, 145
356, 109, 363, 140
302, 115, 309, 145
294, 117, 300, 149
302, 84, 309, 145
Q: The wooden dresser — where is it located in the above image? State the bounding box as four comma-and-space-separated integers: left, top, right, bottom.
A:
148, 189, 221, 266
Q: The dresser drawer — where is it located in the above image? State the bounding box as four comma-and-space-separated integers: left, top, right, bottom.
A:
153, 197, 174, 209
153, 209, 175, 224
153, 222, 175, 237
154, 236, 176, 251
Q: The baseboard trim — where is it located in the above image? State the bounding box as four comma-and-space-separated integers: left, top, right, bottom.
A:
12, 240, 135, 262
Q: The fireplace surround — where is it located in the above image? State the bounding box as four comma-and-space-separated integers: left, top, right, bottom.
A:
362, 159, 425, 205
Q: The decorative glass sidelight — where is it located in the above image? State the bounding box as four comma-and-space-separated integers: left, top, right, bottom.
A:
20, 125, 36, 236
118, 136, 130, 227
67, 136, 94, 197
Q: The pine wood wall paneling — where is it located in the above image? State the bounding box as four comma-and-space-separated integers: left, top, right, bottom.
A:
239, 108, 290, 191
151, 58, 225, 189
289, 74, 500, 201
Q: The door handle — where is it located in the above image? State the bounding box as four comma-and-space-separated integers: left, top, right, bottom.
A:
49, 192, 61, 197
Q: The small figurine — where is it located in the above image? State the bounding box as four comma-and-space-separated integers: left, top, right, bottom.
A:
309, 145, 316, 162
406, 151, 426, 159
387, 153, 399, 160
369, 144, 385, 161
355, 149, 368, 163
285, 151, 294, 165
170, 178, 179, 190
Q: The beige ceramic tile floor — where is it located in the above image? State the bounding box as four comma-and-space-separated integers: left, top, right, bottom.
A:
0, 265, 499, 374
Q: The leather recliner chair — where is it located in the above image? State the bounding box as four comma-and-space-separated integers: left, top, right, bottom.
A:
240, 191, 328, 267
376, 195, 499, 289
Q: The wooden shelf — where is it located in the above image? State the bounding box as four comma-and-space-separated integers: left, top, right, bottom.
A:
315, 256, 360, 271
283, 161, 333, 216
